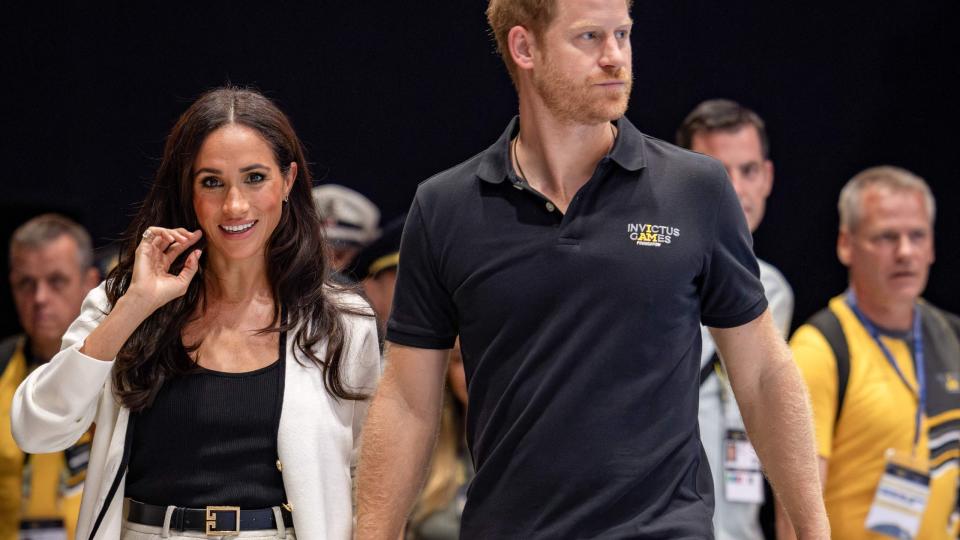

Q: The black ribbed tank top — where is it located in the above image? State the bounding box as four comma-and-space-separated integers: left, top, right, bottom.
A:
125, 331, 287, 508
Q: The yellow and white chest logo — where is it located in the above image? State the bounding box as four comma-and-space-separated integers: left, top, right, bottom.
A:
628, 223, 680, 247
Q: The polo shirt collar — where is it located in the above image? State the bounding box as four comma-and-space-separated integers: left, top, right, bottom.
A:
476, 116, 647, 185
476, 117, 519, 184
609, 116, 647, 172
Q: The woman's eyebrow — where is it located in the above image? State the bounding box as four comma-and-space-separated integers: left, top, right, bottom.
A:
240, 163, 270, 172
194, 167, 222, 177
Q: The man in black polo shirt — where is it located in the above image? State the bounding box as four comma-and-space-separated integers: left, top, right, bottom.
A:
356, 0, 829, 538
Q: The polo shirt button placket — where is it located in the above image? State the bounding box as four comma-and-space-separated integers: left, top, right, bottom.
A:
545, 202, 556, 212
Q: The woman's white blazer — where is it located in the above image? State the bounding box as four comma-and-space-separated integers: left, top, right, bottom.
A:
11, 284, 381, 540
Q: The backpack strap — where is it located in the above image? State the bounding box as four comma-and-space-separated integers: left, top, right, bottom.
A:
944, 311, 960, 337
924, 304, 960, 343
806, 308, 849, 431
0, 334, 23, 377
699, 353, 720, 386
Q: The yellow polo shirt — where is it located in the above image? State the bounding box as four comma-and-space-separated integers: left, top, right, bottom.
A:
0, 337, 88, 540
791, 297, 959, 539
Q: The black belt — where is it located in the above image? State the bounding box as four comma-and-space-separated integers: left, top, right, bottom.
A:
126, 499, 293, 535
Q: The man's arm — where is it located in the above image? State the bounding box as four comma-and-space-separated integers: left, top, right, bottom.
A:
776, 458, 829, 540
710, 309, 829, 539
355, 342, 449, 539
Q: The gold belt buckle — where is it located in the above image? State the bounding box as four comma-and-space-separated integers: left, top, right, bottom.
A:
205, 506, 240, 536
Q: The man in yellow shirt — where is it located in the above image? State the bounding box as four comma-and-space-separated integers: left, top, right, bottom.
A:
1, 214, 99, 540
781, 166, 960, 539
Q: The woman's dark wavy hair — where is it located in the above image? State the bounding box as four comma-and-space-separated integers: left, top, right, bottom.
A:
106, 86, 369, 411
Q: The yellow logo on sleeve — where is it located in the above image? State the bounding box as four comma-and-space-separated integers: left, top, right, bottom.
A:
939, 372, 960, 393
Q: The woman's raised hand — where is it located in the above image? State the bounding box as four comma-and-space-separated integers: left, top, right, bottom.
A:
78, 227, 202, 362
127, 227, 203, 312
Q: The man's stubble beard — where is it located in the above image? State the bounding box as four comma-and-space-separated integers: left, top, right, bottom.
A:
533, 56, 632, 125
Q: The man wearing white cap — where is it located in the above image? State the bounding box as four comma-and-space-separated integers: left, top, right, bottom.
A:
312, 184, 381, 273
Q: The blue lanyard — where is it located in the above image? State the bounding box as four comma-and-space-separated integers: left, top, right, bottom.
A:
846, 291, 926, 450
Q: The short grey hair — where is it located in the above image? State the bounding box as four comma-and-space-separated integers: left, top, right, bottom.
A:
838, 166, 936, 232
9, 213, 94, 270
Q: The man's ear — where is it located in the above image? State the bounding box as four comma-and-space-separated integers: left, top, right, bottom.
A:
761, 160, 774, 198
508, 25, 537, 72
837, 228, 851, 267
84, 266, 101, 290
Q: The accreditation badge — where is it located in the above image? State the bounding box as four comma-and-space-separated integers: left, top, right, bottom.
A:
723, 429, 764, 504
865, 450, 930, 539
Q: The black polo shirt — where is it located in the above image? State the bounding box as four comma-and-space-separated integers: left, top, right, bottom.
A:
387, 116, 767, 539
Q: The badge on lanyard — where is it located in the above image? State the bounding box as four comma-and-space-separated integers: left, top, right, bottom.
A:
865, 449, 930, 540
848, 292, 929, 539
723, 429, 764, 504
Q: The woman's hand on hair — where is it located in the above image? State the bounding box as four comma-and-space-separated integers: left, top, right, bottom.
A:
126, 227, 203, 313
77, 227, 202, 362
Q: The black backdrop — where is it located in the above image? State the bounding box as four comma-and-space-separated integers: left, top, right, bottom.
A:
2, 2, 958, 338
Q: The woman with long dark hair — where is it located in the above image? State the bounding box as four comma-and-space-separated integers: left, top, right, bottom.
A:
11, 87, 381, 540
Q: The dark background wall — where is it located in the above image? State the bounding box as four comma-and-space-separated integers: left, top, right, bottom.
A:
2, 1, 958, 338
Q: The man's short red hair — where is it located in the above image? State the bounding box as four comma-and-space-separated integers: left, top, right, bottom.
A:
486, 0, 633, 86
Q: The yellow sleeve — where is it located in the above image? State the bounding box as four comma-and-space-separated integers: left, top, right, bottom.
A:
62, 488, 82, 540
790, 324, 839, 459
0, 354, 24, 540
63, 428, 94, 540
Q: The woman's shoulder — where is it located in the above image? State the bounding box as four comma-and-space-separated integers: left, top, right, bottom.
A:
86, 280, 110, 303
323, 284, 375, 320
77, 281, 113, 322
